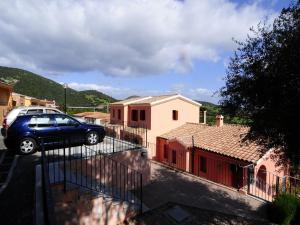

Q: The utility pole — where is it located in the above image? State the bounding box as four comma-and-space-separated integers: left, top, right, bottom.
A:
63, 83, 68, 113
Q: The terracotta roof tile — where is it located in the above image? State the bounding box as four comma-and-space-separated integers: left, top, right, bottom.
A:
74, 112, 110, 120
159, 123, 267, 163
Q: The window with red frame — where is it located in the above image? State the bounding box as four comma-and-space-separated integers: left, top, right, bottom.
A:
199, 156, 207, 173
163, 144, 168, 159
118, 109, 121, 120
140, 110, 146, 121
172, 110, 178, 120
172, 150, 176, 164
113, 109, 115, 118
131, 110, 138, 121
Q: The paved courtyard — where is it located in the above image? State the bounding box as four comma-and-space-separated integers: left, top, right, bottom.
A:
142, 162, 268, 221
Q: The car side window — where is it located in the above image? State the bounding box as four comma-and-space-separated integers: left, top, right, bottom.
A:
54, 115, 78, 127
46, 109, 59, 114
28, 116, 54, 128
27, 109, 43, 115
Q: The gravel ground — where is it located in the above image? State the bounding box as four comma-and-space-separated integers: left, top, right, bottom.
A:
0, 136, 41, 225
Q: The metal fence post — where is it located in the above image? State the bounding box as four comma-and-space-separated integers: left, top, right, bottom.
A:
63, 139, 66, 193
276, 176, 280, 195
113, 126, 115, 153
140, 173, 143, 215
247, 167, 251, 194
282, 176, 286, 193
145, 127, 147, 148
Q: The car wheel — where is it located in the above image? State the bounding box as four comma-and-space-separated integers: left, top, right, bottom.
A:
86, 131, 99, 145
19, 138, 37, 155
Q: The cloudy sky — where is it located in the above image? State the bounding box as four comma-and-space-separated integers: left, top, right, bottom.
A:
0, 0, 290, 103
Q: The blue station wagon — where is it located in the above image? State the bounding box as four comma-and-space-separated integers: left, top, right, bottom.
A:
2, 113, 106, 154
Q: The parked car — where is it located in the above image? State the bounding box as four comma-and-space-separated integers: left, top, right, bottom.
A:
2, 106, 63, 130
3, 113, 106, 154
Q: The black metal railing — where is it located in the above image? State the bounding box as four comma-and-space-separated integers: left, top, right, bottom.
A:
40, 140, 57, 225
246, 167, 300, 201
40, 135, 144, 223
103, 121, 148, 148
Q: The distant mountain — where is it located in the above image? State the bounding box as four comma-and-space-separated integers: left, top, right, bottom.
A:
0, 66, 116, 107
125, 95, 141, 99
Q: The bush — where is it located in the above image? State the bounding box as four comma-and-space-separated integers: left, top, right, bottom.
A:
268, 193, 300, 225
291, 203, 300, 225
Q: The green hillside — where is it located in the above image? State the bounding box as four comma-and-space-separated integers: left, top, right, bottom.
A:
199, 101, 248, 125
0, 66, 116, 108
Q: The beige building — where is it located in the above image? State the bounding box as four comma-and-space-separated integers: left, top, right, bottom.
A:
12, 92, 57, 108
109, 94, 201, 158
0, 82, 13, 123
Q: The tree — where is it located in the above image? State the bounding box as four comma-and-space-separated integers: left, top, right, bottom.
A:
220, 1, 300, 168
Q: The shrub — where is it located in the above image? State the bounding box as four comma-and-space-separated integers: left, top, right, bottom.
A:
291, 204, 300, 225
268, 193, 300, 225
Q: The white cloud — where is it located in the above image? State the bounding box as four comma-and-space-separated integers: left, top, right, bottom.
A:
68, 82, 162, 100
0, 0, 275, 76
68, 82, 129, 99
190, 88, 213, 96
68, 82, 122, 92
188, 87, 219, 103
69, 81, 220, 103
170, 83, 186, 93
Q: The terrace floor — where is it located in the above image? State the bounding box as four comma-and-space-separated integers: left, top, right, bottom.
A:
142, 161, 269, 222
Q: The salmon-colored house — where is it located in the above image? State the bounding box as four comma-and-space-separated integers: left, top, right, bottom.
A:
0, 81, 13, 122
109, 94, 202, 158
156, 115, 288, 199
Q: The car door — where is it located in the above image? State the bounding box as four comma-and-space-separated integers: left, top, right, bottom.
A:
28, 115, 59, 147
53, 115, 85, 146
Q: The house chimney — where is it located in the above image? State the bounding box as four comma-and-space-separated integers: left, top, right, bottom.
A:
216, 115, 224, 127
203, 110, 207, 124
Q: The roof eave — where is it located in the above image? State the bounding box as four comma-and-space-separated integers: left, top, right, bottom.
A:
150, 94, 202, 107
